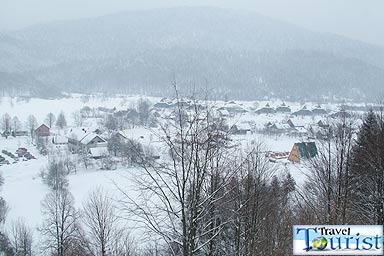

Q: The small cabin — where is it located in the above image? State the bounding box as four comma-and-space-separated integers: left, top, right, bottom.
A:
288, 142, 317, 163
35, 124, 50, 137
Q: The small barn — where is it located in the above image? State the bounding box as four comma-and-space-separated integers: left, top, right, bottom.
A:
35, 124, 50, 137
288, 142, 317, 163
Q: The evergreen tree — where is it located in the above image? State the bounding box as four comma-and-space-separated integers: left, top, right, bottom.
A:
350, 110, 384, 224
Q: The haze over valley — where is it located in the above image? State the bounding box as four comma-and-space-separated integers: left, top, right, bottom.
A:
1, 7, 384, 100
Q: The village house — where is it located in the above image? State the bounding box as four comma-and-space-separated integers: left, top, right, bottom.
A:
311, 105, 328, 116
266, 123, 292, 134
308, 125, 329, 140
35, 124, 50, 137
219, 102, 247, 116
292, 106, 312, 116
275, 103, 291, 113
67, 128, 108, 156
230, 122, 252, 135
256, 103, 276, 114
288, 142, 317, 163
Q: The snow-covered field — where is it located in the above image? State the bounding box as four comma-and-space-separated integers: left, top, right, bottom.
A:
0, 94, 359, 249
0, 136, 143, 247
0, 94, 158, 126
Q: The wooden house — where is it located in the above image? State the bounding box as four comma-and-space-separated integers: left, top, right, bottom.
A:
67, 128, 107, 153
292, 106, 312, 116
288, 142, 317, 163
230, 123, 252, 135
311, 105, 327, 116
256, 103, 276, 114
276, 103, 291, 113
35, 124, 50, 137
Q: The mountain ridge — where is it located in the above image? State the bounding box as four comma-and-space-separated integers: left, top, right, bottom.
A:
1, 7, 383, 100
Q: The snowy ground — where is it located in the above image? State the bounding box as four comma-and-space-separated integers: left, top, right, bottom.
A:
0, 94, 355, 249
0, 133, 308, 248
0, 136, 144, 250
0, 94, 158, 126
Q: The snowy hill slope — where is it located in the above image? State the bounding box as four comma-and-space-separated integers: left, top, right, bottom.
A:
1, 7, 384, 99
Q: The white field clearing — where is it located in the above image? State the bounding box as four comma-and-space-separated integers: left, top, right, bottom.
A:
0, 94, 329, 248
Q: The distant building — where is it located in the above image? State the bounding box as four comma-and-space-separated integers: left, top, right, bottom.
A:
311, 105, 327, 116
224, 105, 247, 115
288, 142, 317, 163
256, 103, 276, 114
35, 124, 50, 137
275, 103, 291, 113
267, 123, 291, 134
230, 123, 252, 135
67, 128, 107, 153
308, 125, 329, 140
292, 106, 312, 116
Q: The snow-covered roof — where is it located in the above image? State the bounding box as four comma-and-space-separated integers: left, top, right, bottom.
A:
273, 123, 291, 130
80, 133, 106, 145
67, 128, 107, 145
67, 128, 89, 141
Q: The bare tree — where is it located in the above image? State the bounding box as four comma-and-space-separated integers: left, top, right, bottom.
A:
298, 114, 356, 225
9, 218, 33, 256
45, 113, 56, 128
43, 158, 69, 190
11, 116, 21, 133
78, 149, 91, 170
137, 98, 151, 126
82, 188, 133, 256
40, 189, 82, 256
1, 113, 11, 133
26, 115, 38, 141
56, 111, 67, 129
118, 89, 238, 256
72, 111, 84, 127
104, 114, 118, 131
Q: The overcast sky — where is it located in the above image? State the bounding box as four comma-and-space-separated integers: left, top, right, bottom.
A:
1, 0, 383, 47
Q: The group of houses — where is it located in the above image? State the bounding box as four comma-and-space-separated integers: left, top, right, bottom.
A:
255, 103, 329, 116
33, 124, 129, 159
